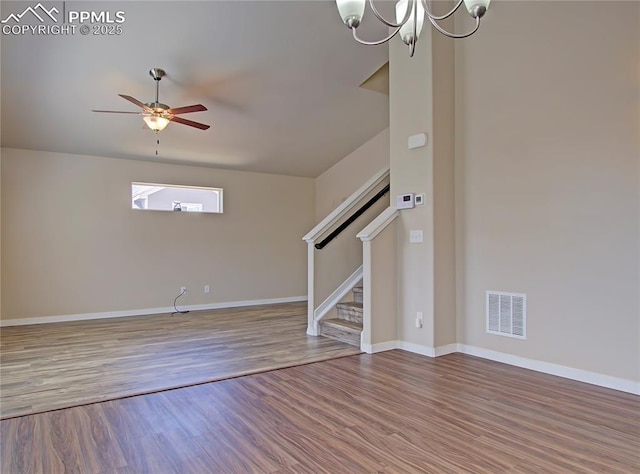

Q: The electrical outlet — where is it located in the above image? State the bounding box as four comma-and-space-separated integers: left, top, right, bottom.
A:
204, 285, 210, 294
416, 311, 423, 328
180, 286, 187, 294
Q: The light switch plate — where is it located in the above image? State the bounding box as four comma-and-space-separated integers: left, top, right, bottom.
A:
409, 230, 423, 243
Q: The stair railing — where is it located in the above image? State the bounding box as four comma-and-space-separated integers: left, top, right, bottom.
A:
315, 184, 390, 250
303, 167, 390, 336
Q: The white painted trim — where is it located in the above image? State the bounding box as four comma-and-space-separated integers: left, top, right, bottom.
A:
357, 206, 399, 242
303, 167, 389, 243
362, 340, 399, 354
373, 342, 639, 395
0, 296, 308, 327
397, 341, 436, 357
458, 345, 640, 396
434, 343, 459, 357
314, 266, 363, 322
306, 242, 318, 336
361, 241, 373, 350
362, 341, 456, 356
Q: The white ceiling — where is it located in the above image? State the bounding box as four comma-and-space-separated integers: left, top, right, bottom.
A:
0, 1, 390, 177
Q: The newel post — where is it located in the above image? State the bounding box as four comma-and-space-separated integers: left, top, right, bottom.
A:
306, 241, 318, 336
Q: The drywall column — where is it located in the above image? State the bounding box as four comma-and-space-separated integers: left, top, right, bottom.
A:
0, 153, 2, 318
389, 21, 456, 353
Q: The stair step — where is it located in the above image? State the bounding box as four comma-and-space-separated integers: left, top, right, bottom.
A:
320, 318, 362, 347
353, 286, 363, 304
336, 302, 363, 324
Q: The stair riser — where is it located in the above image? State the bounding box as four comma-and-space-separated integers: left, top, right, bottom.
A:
337, 306, 362, 324
353, 289, 363, 304
320, 324, 360, 347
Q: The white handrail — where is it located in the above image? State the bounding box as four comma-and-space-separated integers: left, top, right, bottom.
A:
357, 206, 399, 242
303, 167, 390, 243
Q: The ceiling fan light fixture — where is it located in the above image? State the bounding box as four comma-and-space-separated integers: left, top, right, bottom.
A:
143, 115, 170, 131
92, 68, 210, 132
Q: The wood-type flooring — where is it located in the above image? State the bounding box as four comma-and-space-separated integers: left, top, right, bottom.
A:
1, 350, 638, 473
0, 302, 360, 418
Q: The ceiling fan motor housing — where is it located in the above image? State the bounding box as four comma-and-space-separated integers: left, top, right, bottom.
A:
145, 102, 170, 113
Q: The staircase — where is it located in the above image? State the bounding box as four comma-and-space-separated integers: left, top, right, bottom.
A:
319, 286, 363, 347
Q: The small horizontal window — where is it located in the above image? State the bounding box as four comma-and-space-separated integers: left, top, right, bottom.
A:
132, 182, 223, 214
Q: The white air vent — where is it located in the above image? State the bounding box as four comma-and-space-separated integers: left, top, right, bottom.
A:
486, 291, 526, 339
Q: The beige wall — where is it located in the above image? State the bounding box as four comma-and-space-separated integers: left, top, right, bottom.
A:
455, 1, 639, 381
369, 219, 398, 346
0, 152, 2, 317
432, 20, 457, 348
315, 128, 389, 221
1, 148, 314, 320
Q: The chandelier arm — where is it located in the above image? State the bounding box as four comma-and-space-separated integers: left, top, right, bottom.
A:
352, 24, 402, 46
368, 0, 412, 28
421, 0, 465, 21
427, 15, 480, 39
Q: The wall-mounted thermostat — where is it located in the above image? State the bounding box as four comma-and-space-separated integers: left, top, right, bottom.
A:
396, 193, 415, 209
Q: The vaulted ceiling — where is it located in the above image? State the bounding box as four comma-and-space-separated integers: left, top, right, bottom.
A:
0, 1, 390, 177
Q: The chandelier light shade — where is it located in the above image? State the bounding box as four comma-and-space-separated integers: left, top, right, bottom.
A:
335, 0, 490, 56
336, 0, 366, 28
143, 114, 170, 131
396, 0, 425, 46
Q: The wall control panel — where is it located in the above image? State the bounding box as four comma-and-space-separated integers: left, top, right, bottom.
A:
396, 193, 415, 209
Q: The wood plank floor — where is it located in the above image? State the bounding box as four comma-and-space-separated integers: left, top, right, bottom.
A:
1, 350, 638, 473
0, 302, 361, 419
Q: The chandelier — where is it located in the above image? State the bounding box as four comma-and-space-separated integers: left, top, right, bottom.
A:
335, 0, 490, 56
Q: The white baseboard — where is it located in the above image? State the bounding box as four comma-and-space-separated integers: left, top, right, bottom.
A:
362, 340, 437, 356
434, 343, 459, 357
0, 296, 308, 327
364, 341, 639, 395
457, 344, 640, 396
362, 340, 399, 354
397, 341, 436, 357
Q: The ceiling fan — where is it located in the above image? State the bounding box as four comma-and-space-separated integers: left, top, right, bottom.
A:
92, 68, 210, 131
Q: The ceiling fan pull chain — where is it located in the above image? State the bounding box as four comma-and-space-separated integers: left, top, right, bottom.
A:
156, 132, 160, 156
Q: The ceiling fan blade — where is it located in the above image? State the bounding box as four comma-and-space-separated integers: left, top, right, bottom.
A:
167, 104, 207, 115
92, 110, 142, 114
170, 115, 210, 130
118, 94, 152, 111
